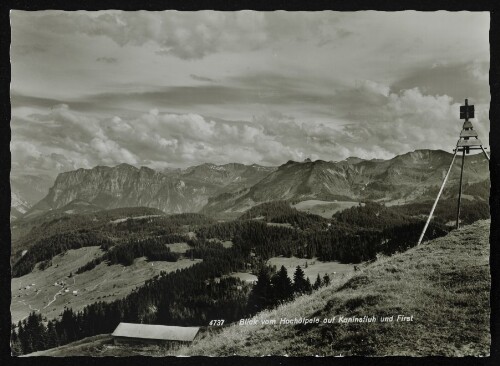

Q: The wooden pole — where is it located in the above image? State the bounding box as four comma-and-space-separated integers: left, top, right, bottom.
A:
480, 146, 490, 161
456, 149, 466, 229
417, 150, 458, 245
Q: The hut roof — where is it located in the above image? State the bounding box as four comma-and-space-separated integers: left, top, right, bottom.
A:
112, 322, 199, 342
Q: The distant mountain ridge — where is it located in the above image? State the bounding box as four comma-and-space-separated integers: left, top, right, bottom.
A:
25, 162, 275, 218
10, 174, 54, 220
20, 149, 490, 219
203, 149, 490, 213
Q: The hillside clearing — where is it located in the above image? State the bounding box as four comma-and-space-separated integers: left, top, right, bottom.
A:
229, 257, 353, 284
11, 246, 201, 323
293, 200, 359, 218
267, 257, 354, 282
229, 272, 258, 283
167, 242, 192, 254
179, 220, 490, 356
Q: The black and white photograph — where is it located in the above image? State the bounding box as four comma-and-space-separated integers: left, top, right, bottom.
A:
8, 9, 493, 357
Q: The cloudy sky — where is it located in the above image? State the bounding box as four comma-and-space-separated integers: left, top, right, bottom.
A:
11, 11, 490, 177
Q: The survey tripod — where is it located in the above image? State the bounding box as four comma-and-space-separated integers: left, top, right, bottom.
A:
417, 99, 490, 245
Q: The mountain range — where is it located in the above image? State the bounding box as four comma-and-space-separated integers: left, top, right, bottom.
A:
13, 149, 490, 221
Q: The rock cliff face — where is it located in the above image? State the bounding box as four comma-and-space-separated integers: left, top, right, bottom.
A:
29, 163, 276, 215
25, 149, 489, 218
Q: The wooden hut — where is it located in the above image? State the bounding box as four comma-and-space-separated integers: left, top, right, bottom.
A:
111, 322, 199, 348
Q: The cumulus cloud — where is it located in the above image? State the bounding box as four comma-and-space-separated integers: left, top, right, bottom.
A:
355, 79, 390, 97
11, 79, 489, 178
391, 62, 490, 103
330, 86, 490, 159
10, 105, 302, 176
10, 140, 89, 176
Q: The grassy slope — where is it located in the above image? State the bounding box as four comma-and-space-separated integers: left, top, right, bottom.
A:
180, 220, 490, 356
24, 335, 114, 357
292, 200, 359, 218
11, 246, 201, 323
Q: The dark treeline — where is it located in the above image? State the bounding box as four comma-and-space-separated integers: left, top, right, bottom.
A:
379, 221, 448, 254
196, 212, 446, 263
76, 234, 189, 273
13, 211, 210, 277
333, 200, 489, 229
13, 207, 163, 251
247, 265, 331, 312
196, 220, 268, 241
14, 209, 212, 255
333, 202, 414, 230
12, 231, 114, 277
103, 240, 180, 266
391, 199, 490, 226
106, 213, 215, 237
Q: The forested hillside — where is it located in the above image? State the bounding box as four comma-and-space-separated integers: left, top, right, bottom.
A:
11, 209, 214, 275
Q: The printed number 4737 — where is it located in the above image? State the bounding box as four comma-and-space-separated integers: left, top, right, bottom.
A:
209, 320, 225, 326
